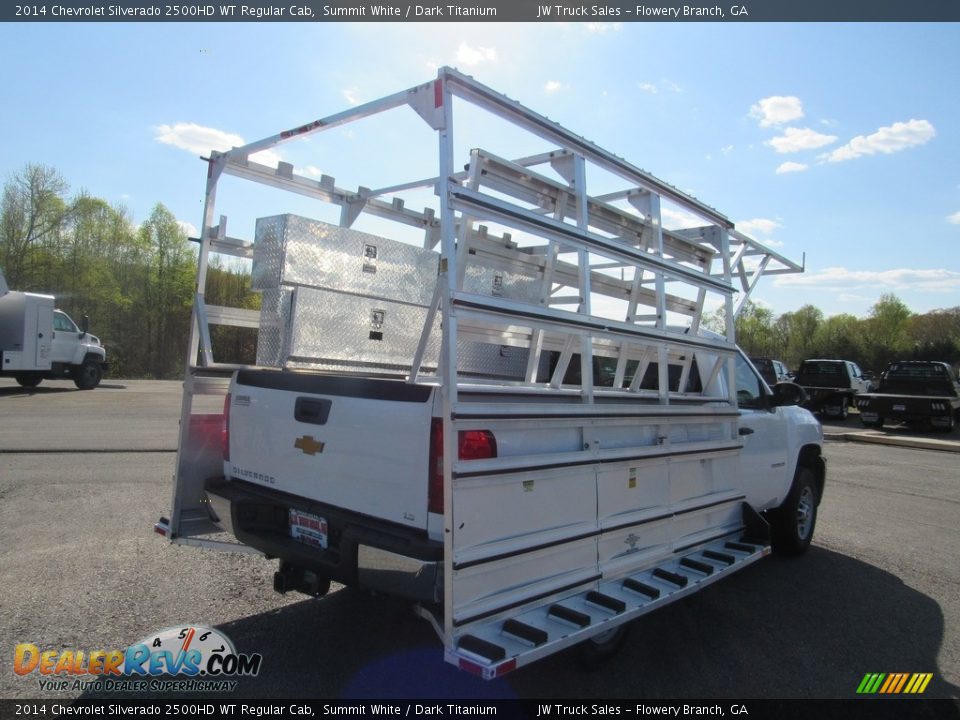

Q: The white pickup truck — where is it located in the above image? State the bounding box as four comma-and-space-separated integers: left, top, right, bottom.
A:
209, 353, 824, 591
159, 68, 823, 678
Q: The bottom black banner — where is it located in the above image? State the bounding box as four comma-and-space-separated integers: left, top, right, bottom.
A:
1, 699, 958, 720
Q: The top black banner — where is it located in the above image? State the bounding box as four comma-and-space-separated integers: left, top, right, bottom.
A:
4, 0, 960, 22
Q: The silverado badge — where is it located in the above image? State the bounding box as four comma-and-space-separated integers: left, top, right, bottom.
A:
294, 435, 325, 455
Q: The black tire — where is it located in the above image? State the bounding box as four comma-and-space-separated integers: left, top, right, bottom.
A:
576, 623, 630, 670
15, 374, 43, 388
826, 397, 848, 419
769, 465, 818, 556
935, 414, 955, 434
73, 359, 103, 390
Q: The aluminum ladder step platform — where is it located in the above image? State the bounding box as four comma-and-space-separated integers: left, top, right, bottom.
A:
444, 530, 770, 679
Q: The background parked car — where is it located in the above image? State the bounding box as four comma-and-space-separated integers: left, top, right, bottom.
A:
750, 357, 792, 386
794, 358, 870, 419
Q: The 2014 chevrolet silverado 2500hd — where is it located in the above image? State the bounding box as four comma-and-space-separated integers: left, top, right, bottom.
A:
157, 68, 822, 678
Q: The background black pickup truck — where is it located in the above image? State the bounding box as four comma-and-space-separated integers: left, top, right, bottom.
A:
794, 358, 871, 419
855, 360, 960, 432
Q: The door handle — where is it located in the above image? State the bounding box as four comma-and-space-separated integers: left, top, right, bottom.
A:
738, 427, 755, 436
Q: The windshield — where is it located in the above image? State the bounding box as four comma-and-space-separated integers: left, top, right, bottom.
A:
798, 361, 842, 376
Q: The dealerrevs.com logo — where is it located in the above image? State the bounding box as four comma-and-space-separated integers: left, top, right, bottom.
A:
14, 625, 262, 693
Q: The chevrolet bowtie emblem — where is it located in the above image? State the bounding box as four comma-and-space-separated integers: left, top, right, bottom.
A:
294, 435, 325, 455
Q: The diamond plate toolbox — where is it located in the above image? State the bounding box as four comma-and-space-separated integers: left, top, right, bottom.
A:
286, 285, 440, 371
251, 214, 439, 306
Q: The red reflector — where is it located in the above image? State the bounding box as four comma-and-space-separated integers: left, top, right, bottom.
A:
495, 659, 517, 677
428, 419, 444, 514
459, 430, 497, 461
457, 658, 486, 677
429, 421, 497, 515
222, 392, 231, 462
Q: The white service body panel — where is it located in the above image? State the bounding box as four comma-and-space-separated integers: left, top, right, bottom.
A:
0, 291, 55, 372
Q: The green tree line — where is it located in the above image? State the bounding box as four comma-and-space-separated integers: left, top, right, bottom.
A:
3, 163, 957, 379
0, 164, 257, 378
711, 296, 960, 374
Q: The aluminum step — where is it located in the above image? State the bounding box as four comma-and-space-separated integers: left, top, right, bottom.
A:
445, 528, 770, 679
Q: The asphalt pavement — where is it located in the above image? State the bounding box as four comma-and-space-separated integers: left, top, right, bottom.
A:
1, 378, 958, 703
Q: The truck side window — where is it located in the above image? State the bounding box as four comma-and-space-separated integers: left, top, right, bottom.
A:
53, 312, 76, 332
735, 354, 765, 409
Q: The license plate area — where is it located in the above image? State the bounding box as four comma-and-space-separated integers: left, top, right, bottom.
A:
289, 508, 328, 549
893, 404, 906, 412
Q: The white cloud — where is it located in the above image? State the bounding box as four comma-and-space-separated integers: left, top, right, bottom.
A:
177, 220, 199, 239
737, 218, 781, 237
545, 80, 563, 93
638, 79, 682, 95
154, 121, 282, 167
456, 42, 497, 67
342, 87, 360, 105
249, 149, 283, 167
659, 206, 703, 230
721, 145, 734, 156
776, 267, 960, 293
736, 218, 785, 247
948, 211, 960, 225
585, 22, 622, 33
821, 119, 935, 163
776, 161, 809, 174
749, 96, 804, 127
766, 127, 838, 154
155, 122, 243, 155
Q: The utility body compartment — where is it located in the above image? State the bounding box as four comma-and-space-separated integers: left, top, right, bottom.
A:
161, 68, 822, 679
0, 290, 55, 371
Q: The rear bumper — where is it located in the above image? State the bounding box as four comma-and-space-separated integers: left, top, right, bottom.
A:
205, 477, 442, 602
856, 396, 958, 423
800, 387, 848, 410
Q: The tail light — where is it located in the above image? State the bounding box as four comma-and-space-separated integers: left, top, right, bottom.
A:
222, 392, 231, 462
429, 418, 497, 515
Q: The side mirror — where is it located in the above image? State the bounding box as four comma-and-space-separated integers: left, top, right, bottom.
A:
770, 381, 807, 408
80, 314, 89, 337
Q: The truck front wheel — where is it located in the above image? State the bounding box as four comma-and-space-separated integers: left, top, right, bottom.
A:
73, 359, 103, 390
15, 374, 43, 388
769, 466, 818, 556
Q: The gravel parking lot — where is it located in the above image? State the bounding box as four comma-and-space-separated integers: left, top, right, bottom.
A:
1, 378, 958, 701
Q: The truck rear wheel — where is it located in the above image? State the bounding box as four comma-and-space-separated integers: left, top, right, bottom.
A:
576, 623, 630, 670
73, 359, 102, 390
827, 397, 849, 419
15, 374, 43, 388
769, 466, 818, 556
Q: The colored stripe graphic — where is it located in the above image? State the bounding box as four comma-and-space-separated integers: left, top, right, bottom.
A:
856, 673, 884, 694
857, 672, 932, 694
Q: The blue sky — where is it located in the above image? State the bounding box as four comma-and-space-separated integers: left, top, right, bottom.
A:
2, 21, 958, 319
